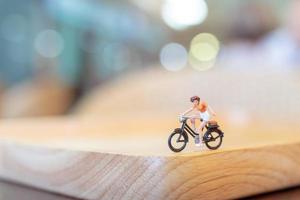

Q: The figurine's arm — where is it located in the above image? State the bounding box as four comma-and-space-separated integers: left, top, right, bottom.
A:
208, 105, 217, 116
181, 107, 194, 116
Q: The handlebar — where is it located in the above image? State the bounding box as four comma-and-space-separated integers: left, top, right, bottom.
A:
179, 115, 203, 122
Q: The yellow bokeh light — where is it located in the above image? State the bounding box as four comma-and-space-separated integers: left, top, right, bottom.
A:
190, 43, 217, 61
189, 55, 216, 71
189, 33, 220, 71
191, 33, 219, 50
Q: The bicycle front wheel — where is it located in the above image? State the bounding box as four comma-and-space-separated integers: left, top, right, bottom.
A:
168, 130, 187, 152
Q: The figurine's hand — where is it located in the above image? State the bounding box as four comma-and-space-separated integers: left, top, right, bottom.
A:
179, 115, 184, 121
212, 112, 217, 117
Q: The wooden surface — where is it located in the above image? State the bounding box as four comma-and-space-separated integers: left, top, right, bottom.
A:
0, 68, 300, 199
1, 180, 300, 200
0, 180, 78, 200
245, 186, 300, 200
0, 78, 73, 118
0, 116, 300, 199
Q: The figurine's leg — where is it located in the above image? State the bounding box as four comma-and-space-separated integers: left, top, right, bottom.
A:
190, 118, 196, 131
198, 111, 210, 140
192, 118, 201, 146
196, 121, 208, 140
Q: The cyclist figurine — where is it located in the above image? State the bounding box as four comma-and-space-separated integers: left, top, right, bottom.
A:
180, 96, 216, 147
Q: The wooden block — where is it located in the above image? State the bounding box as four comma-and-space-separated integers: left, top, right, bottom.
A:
247, 186, 300, 200
0, 116, 300, 199
0, 180, 76, 200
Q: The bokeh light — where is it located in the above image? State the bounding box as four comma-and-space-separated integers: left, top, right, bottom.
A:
34, 29, 64, 58
161, 0, 208, 30
0, 14, 27, 43
189, 56, 216, 71
160, 43, 188, 71
189, 33, 220, 71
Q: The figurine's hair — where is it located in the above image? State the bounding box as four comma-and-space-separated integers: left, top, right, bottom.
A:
190, 96, 200, 102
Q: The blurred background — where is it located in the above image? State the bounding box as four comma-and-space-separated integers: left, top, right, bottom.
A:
2, 2, 300, 198
0, 0, 299, 124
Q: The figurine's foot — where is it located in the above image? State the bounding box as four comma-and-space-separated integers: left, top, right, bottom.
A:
195, 138, 204, 147
194, 135, 200, 146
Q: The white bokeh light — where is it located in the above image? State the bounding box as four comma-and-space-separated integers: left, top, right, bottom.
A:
160, 43, 187, 71
161, 0, 208, 30
34, 29, 64, 58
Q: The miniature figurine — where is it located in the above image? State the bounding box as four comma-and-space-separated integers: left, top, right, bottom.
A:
181, 96, 216, 146
167, 96, 224, 152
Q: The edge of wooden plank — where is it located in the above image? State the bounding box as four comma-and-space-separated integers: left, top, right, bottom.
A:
1, 141, 300, 199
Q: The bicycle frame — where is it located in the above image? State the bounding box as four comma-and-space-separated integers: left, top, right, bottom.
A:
176, 119, 200, 143
181, 119, 199, 138
177, 118, 220, 143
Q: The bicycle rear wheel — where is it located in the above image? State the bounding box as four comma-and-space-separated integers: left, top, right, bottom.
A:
204, 129, 223, 150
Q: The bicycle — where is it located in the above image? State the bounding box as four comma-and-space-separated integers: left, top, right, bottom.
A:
168, 116, 224, 152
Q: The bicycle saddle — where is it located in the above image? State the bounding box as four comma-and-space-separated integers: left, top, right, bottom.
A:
208, 120, 218, 126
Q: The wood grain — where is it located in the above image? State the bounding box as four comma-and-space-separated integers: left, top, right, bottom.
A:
246, 186, 300, 200
0, 180, 77, 200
